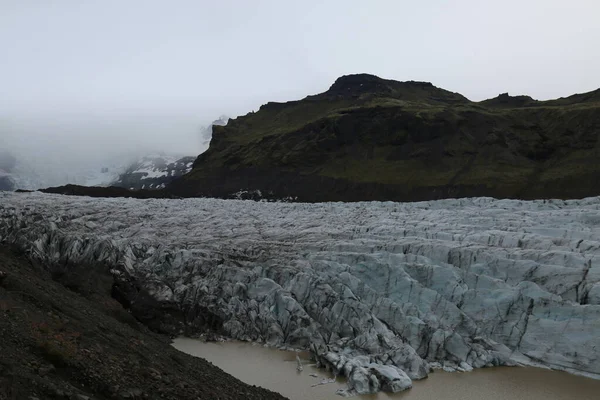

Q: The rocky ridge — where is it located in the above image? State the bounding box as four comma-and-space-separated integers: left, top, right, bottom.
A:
199, 115, 230, 149
1, 192, 599, 395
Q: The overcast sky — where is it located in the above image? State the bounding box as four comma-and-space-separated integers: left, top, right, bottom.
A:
1, 0, 599, 159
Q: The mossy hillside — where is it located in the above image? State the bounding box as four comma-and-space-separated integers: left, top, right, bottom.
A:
178, 74, 600, 201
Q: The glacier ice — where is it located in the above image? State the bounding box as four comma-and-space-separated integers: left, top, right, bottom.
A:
1, 192, 600, 395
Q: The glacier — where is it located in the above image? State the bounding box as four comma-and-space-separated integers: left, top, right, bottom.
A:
1, 192, 600, 395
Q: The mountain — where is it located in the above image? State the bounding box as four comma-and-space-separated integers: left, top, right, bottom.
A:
166, 74, 600, 202
109, 116, 230, 190
110, 154, 195, 190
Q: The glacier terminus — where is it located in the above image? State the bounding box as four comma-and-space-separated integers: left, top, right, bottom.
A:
1, 192, 599, 396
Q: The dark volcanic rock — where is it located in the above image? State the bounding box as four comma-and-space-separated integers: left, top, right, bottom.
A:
40, 184, 171, 199
479, 93, 539, 108
327, 73, 397, 97
0, 245, 287, 400
199, 116, 230, 148
322, 73, 468, 104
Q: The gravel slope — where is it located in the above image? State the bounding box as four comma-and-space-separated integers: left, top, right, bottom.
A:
0, 245, 287, 400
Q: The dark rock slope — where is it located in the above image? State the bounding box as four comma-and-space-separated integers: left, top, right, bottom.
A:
0, 245, 287, 400
167, 74, 600, 202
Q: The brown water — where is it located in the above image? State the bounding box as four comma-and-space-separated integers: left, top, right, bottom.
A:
172, 338, 600, 400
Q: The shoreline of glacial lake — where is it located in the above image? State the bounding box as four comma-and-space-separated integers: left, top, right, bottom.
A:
172, 337, 600, 400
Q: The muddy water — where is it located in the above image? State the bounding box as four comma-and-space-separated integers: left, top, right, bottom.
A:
172, 338, 600, 400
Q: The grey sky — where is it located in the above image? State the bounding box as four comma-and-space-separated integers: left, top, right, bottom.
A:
1, 0, 599, 159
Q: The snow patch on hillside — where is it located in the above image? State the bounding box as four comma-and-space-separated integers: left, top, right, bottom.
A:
111, 154, 195, 190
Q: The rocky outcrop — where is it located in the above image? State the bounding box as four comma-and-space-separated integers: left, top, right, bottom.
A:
479, 93, 539, 108
171, 74, 600, 202
2, 192, 600, 395
199, 116, 230, 149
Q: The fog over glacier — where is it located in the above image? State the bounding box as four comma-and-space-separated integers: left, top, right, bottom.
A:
0, 113, 213, 190
1, 114, 206, 158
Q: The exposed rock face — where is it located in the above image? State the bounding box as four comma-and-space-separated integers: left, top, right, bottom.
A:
171, 74, 600, 202
111, 154, 195, 190
0, 246, 286, 400
2, 192, 600, 394
322, 74, 468, 104
479, 93, 538, 108
199, 116, 230, 149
